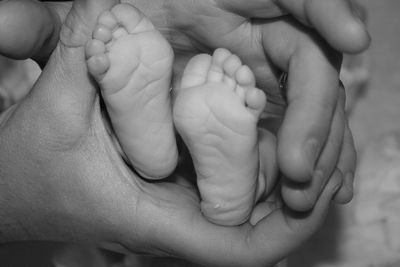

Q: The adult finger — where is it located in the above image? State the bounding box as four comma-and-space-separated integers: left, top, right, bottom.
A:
215, 0, 370, 53
333, 118, 357, 204
215, 0, 287, 18
256, 128, 279, 201
24, 0, 118, 135
248, 128, 279, 226
261, 18, 342, 183
133, 166, 342, 267
281, 85, 346, 211
277, 0, 370, 53
0, 1, 71, 66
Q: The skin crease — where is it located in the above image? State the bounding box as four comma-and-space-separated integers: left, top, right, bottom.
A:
146, 0, 363, 208
172, 49, 267, 225
0, 0, 367, 209
164, 5, 356, 210
0, 0, 364, 265
84, 4, 179, 180
214, 0, 370, 54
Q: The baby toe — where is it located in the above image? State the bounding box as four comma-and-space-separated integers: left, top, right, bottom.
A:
92, 24, 113, 43
97, 10, 118, 30
85, 39, 106, 59
180, 54, 213, 90
236, 65, 256, 88
111, 3, 153, 34
212, 48, 232, 65
245, 88, 267, 117
223, 54, 242, 78
87, 54, 110, 81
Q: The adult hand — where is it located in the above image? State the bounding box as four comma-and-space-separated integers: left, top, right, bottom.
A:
161, 1, 360, 210
0, 0, 344, 266
0, 0, 365, 210
214, 0, 370, 53
127, 0, 362, 209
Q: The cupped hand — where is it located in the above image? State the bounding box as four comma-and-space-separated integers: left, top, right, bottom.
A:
214, 0, 370, 53
164, 1, 358, 209
0, 0, 345, 266
0, 0, 365, 209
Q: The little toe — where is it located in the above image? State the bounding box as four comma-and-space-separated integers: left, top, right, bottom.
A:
93, 24, 113, 43
87, 54, 110, 81
97, 10, 118, 30
85, 39, 106, 59
180, 54, 213, 90
245, 88, 267, 117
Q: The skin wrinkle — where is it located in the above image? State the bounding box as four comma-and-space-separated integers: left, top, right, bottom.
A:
37, 63, 96, 145
60, 8, 90, 49
92, 104, 139, 189
105, 60, 170, 98
166, 1, 282, 95
173, 2, 247, 47
205, 101, 255, 138
247, 213, 286, 266
0, 0, 365, 263
236, 21, 271, 80
215, 0, 286, 19
276, 0, 311, 26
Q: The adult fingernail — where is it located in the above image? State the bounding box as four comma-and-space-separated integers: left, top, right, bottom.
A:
330, 173, 343, 195
344, 172, 354, 194
355, 16, 370, 39
304, 138, 321, 173
308, 170, 325, 204
314, 170, 325, 193
353, 11, 372, 43
351, 2, 365, 21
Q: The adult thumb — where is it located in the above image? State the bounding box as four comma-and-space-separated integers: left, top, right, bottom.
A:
25, 0, 119, 139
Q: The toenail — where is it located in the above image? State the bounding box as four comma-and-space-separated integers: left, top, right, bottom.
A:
303, 138, 321, 173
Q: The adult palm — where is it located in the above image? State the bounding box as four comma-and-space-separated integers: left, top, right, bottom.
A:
159, 0, 357, 209
0, 0, 345, 266
0, 0, 363, 207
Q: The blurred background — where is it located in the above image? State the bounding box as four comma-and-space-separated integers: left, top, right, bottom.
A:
1, 0, 400, 266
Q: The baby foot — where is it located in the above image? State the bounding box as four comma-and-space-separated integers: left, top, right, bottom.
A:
85, 3, 178, 179
173, 48, 267, 225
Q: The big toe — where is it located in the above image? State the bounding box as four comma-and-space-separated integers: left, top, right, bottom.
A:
61, 0, 119, 47
207, 48, 232, 83
110, 3, 153, 34
180, 54, 213, 90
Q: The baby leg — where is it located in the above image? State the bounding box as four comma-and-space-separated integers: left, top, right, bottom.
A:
85, 3, 178, 179
173, 48, 267, 225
